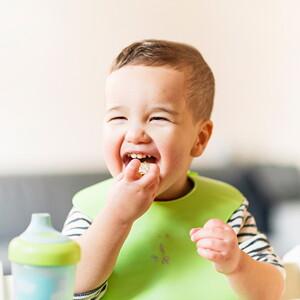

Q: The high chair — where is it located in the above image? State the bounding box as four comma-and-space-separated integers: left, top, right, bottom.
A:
281, 245, 300, 300
0, 262, 13, 300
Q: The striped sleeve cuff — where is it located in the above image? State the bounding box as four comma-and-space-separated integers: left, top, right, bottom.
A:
74, 281, 108, 300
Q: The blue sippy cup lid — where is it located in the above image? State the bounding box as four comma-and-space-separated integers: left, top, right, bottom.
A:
8, 213, 81, 266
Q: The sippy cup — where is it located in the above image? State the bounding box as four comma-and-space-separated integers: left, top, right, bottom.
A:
8, 213, 81, 300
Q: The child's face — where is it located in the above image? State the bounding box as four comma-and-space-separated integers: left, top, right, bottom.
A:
103, 65, 211, 200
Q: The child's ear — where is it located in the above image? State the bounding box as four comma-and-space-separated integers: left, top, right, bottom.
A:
191, 120, 213, 157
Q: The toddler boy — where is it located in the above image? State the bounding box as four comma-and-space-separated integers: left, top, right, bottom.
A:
63, 40, 285, 300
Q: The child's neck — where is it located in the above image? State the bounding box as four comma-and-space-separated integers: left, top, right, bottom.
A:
155, 178, 194, 202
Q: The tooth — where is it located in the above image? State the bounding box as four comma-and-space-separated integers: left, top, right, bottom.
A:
136, 154, 143, 159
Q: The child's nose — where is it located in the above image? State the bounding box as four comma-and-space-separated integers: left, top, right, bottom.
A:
125, 125, 151, 144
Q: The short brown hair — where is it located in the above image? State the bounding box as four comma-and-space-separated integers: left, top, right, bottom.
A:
110, 39, 215, 121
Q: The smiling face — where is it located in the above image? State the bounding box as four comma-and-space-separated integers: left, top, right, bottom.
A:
103, 65, 212, 200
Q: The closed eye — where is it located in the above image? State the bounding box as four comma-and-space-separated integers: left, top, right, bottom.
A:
150, 116, 169, 122
110, 116, 127, 121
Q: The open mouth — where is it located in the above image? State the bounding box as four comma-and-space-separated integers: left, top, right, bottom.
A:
123, 153, 157, 167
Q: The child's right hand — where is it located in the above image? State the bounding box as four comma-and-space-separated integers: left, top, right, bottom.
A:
105, 159, 160, 224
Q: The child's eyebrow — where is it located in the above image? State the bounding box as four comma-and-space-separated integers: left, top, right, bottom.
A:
150, 106, 179, 116
105, 106, 126, 114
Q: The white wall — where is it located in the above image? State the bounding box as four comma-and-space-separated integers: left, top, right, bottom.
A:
1, 0, 300, 175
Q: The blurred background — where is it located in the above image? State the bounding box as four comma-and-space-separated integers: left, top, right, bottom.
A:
1, 0, 300, 274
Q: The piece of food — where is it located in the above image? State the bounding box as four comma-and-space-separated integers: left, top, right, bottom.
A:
138, 162, 149, 176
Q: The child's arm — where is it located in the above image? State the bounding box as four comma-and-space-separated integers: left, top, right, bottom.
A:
73, 159, 160, 294
190, 219, 284, 300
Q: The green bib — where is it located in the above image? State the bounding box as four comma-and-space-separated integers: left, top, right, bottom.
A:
73, 173, 244, 300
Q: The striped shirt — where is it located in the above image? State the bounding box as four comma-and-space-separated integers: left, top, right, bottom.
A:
62, 198, 285, 300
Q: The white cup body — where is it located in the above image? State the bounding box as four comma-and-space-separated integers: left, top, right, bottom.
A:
12, 263, 76, 300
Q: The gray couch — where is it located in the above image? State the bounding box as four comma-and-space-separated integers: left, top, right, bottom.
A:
1, 165, 299, 275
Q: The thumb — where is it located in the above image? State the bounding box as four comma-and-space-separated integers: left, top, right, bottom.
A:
124, 159, 141, 181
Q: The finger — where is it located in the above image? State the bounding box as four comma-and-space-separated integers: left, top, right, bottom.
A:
139, 164, 160, 192
142, 174, 160, 199
196, 238, 224, 252
124, 159, 141, 181
191, 226, 227, 242
190, 228, 203, 241
190, 228, 202, 237
114, 171, 124, 182
204, 219, 228, 229
139, 163, 160, 185
197, 247, 222, 262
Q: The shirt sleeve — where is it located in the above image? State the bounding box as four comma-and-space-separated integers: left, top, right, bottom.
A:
73, 283, 108, 300
62, 207, 108, 300
227, 198, 286, 279
62, 207, 93, 239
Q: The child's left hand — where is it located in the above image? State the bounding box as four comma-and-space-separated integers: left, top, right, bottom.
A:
190, 219, 242, 275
